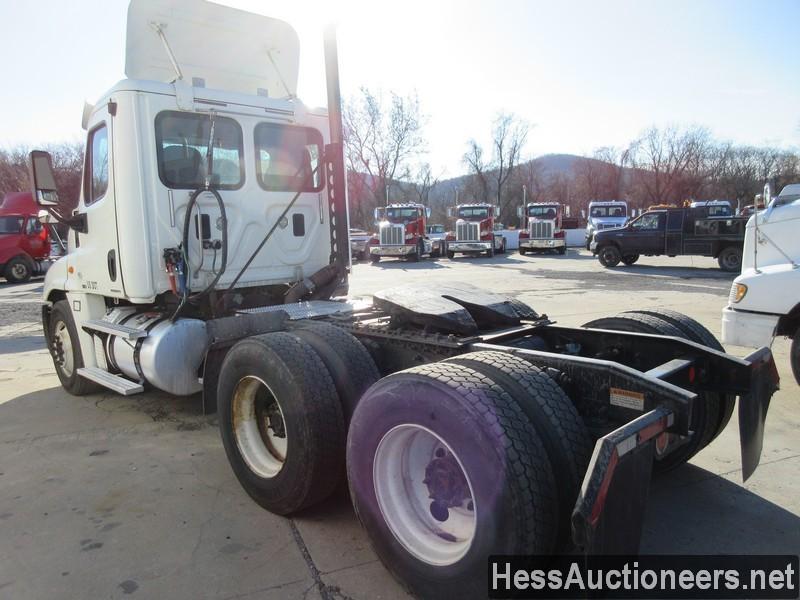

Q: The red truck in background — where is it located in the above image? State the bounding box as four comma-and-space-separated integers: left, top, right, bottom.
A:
518, 202, 567, 255
0, 192, 53, 283
445, 203, 507, 258
369, 203, 438, 262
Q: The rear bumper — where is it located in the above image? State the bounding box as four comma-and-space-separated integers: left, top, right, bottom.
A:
721, 306, 779, 348
370, 245, 416, 257
520, 238, 566, 250
448, 241, 491, 252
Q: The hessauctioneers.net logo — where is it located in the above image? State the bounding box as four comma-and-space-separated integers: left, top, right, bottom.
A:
488, 555, 800, 599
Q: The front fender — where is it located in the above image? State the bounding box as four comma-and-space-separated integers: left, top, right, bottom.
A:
42, 256, 69, 303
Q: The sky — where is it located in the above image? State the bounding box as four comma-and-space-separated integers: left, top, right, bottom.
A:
1, 0, 798, 178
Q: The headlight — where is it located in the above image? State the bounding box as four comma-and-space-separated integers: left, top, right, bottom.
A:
732, 283, 747, 303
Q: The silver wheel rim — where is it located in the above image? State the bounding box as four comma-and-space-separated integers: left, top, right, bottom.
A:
373, 424, 476, 566
53, 320, 75, 377
232, 376, 288, 479
11, 262, 28, 279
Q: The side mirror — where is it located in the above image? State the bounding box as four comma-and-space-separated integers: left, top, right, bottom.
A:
426, 207, 431, 219
447, 207, 454, 218
374, 207, 385, 222
516, 206, 523, 218
29, 151, 60, 206
763, 183, 771, 207
565, 206, 571, 217
495, 205, 501, 218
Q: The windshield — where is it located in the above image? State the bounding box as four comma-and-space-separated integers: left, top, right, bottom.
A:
428, 225, 445, 234
458, 206, 489, 220
386, 207, 421, 222
528, 205, 558, 218
0, 216, 24, 234
590, 205, 627, 218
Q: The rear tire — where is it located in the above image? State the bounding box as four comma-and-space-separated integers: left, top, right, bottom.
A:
623, 308, 735, 439
791, 334, 800, 386
4, 256, 33, 283
597, 245, 621, 267
557, 246, 567, 255
519, 247, 527, 256
718, 246, 742, 272
217, 332, 345, 515
347, 362, 557, 598
486, 244, 495, 258
446, 250, 455, 259
621, 254, 639, 265
48, 300, 100, 396
370, 254, 380, 263
582, 313, 721, 472
444, 351, 591, 551
288, 322, 380, 422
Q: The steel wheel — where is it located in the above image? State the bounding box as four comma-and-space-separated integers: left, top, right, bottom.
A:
373, 424, 476, 567
11, 262, 29, 280
232, 376, 288, 479
52, 319, 75, 378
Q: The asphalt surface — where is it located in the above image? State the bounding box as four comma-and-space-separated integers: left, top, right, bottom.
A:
1, 250, 798, 599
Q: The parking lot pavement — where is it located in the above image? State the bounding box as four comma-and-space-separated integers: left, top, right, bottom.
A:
1, 251, 798, 599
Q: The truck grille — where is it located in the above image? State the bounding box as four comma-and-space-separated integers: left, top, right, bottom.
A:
529, 221, 553, 239
457, 222, 480, 241
380, 225, 404, 245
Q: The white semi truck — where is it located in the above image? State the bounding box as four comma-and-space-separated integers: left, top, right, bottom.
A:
28, 1, 781, 596
722, 183, 800, 384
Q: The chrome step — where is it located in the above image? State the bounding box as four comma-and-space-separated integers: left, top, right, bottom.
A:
77, 367, 144, 395
82, 319, 148, 340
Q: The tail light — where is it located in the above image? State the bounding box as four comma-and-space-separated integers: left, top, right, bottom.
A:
554, 230, 565, 239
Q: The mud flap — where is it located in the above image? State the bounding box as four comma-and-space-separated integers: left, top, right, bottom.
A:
572, 407, 673, 554
739, 347, 780, 481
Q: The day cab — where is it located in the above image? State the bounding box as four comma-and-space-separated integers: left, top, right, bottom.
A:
592, 205, 747, 271
369, 203, 435, 262
0, 192, 52, 283
517, 202, 566, 255
445, 203, 506, 258
584, 200, 628, 249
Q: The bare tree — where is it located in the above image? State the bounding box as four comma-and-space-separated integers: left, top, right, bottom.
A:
463, 112, 529, 221
408, 163, 440, 206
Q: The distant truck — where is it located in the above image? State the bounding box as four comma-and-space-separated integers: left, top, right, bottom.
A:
369, 203, 436, 262
585, 200, 628, 249
517, 202, 566, 255
0, 192, 52, 283
445, 203, 506, 258
722, 183, 800, 384
690, 200, 733, 217
591, 205, 747, 271
426, 223, 446, 257
349, 228, 371, 261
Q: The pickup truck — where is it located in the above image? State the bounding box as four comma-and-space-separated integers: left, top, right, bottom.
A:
591, 206, 747, 271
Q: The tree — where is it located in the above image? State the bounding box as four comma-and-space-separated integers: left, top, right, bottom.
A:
343, 88, 426, 228
463, 112, 529, 222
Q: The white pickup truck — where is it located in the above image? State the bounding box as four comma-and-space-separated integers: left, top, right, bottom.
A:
722, 183, 800, 383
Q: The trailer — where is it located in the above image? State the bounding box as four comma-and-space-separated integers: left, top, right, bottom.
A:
28, 2, 779, 598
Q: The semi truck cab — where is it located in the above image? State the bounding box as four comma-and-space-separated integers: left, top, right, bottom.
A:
517, 202, 566, 255
722, 183, 800, 383
0, 192, 52, 283
445, 203, 506, 258
369, 203, 433, 262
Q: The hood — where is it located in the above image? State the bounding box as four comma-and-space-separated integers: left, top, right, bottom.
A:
0, 192, 37, 216
589, 216, 627, 228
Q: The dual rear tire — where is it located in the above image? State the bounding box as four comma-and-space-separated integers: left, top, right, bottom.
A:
347, 353, 590, 598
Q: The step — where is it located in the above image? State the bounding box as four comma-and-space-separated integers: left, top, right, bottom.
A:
82, 319, 148, 340
77, 367, 144, 395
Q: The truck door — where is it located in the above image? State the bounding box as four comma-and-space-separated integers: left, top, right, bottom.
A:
71, 118, 123, 295
665, 210, 683, 255
628, 211, 666, 254
20, 217, 47, 259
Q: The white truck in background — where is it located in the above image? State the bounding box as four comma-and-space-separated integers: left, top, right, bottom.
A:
722, 183, 800, 384
584, 200, 628, 250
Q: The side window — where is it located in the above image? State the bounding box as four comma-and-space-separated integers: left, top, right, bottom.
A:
24, 218, 43, 235
254, 123, 324, 192
85, 125, 109, 205
632, 213, 663, 230
155, 112, 244, 190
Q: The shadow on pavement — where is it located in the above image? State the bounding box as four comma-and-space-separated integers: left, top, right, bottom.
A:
0, 335, 45, 355
643, 463, 800, 553
609, 263, 737, 280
